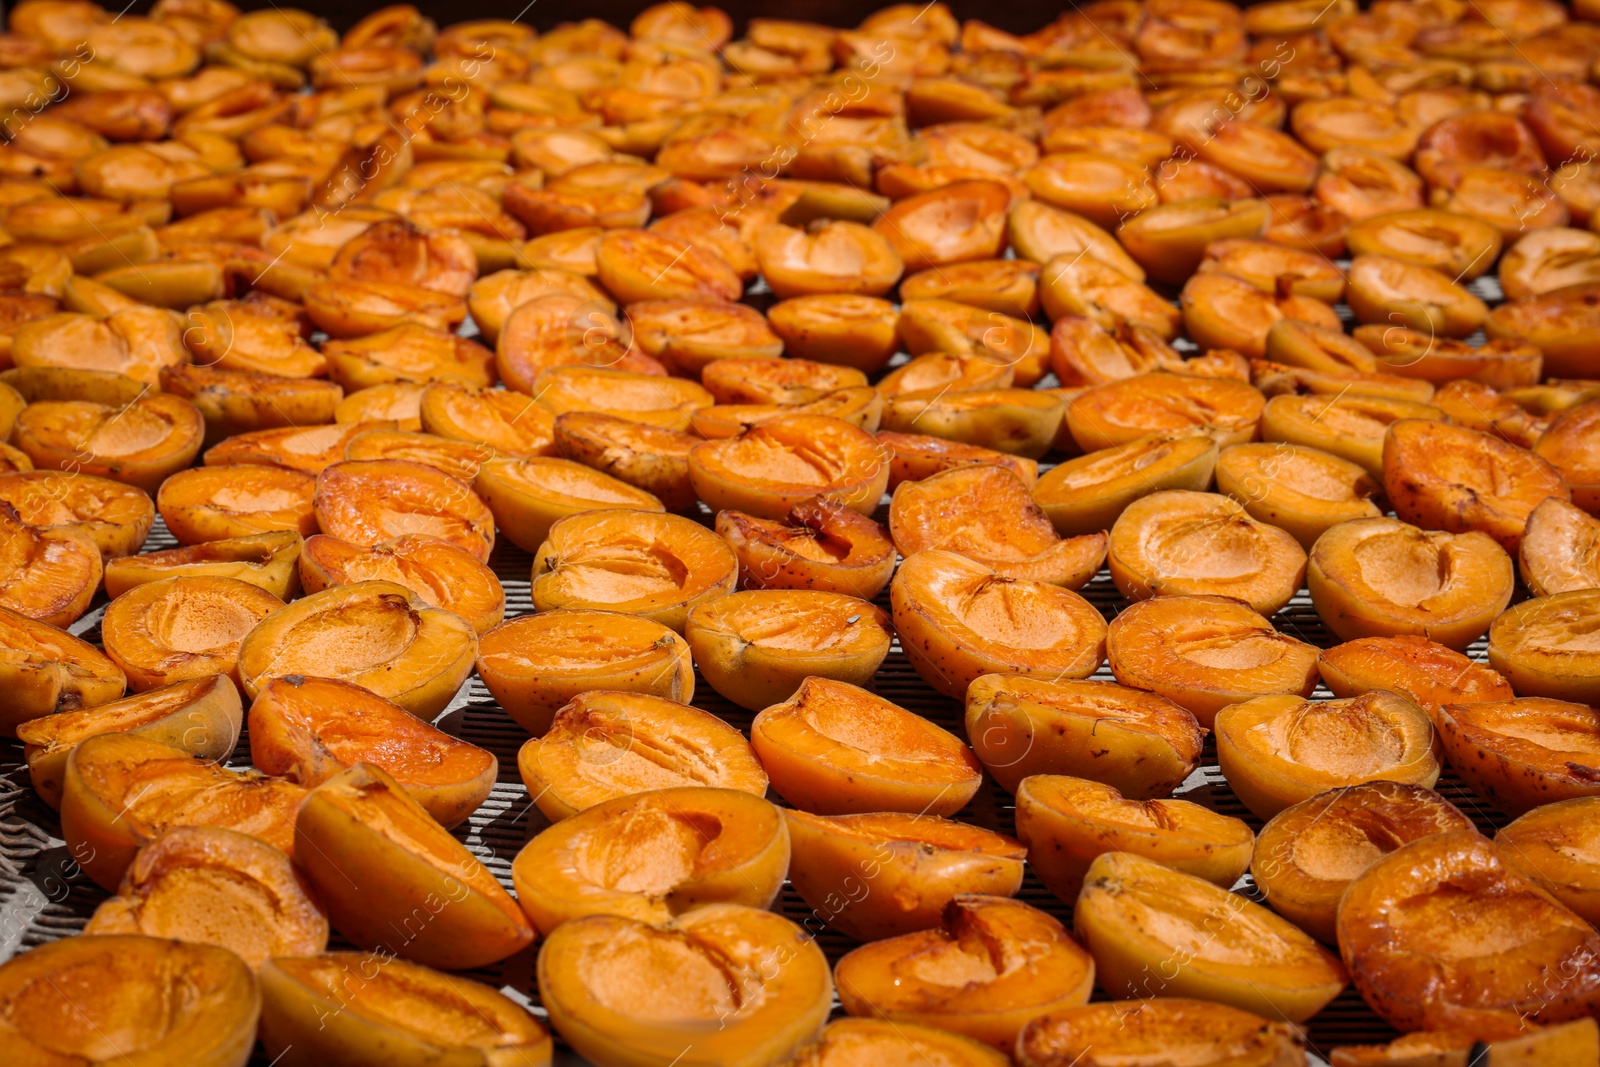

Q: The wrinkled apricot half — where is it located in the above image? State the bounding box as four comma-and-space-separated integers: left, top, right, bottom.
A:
1338, 831, 1600, 1038
785, 809, 1024, 942
235, 580, 477, 718
258, 953, 552, 1067
965, 675, 1204, 798
61, 732, 305, 890
249, 674, 495, 829
553, 411, 697, 511
295, 762, 533, 969
835, 895, 1094, 1051
1106, 594, 1320, 727
518, 691, 768, 822
1436, 697, 1600, 817
751, 676, 982, 817
1076, 851, 1347, 1023
513, 786, 788, 934
1017, 999, 1308, 1067
1318, 634, 1514, 713
1308, 517, 1514, 651
0, 467, 154, 559
716, 496, 896, 600
1216, 691, 1441, 820
419, 380, 557, 457
689, 414, 889, 521
0, 934, 259, 1067
1017, 775, 1253, 904
85, 825, 327, 969
892, 549, 1108, 700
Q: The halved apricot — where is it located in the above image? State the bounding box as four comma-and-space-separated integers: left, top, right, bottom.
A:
1048, 315, 1187, 388
766, 293, 901, 374
303, 279, 468, 338
531, 509, 737, 632
1023, 152, 1154, 230
0, 467, 154, 559
11, 307, 188, 385
1009, 201, 1146, 281
533, 363, 711, 430
594, 227, 742, 304
627, 299, 782, 379
157, 464, 316, 545
477, 454, 662, 552
85, 825, 327, 969
1345, 254, 1488, 337
880, 387, 1065, 460
1497, 797, 1600, 926
322, 322, 495, 390
161, 362, 343, 447
1253, 781, 1472, 946
1017, 774, 1253, 903
14, 392, 203, 493
518, 691, 767, 822
1261, 392, 1443, 479
1216, 691, 1441, 820
327, 217, 476, 297
1384, 419, 1569, 553
1017, 1000, 1309, 1067
419, 379, 556, 456
785, 809, 1023, 941
476, 610, 692, 737
236, 580, 477, 718
715, 497, 896, 600
205, 421, 387, 475
870, 179, 1009, 272
1329, 1021, 1599, 1067
1032, 432, 1217, 539
0, 603, 125, 737
836, 895, 1095, 1051
18, 673, 238, 810
1118, 198, 1270, 285
686, 590, 890, 711
1521, 496, 1600, 598
1313, 146, 1424, 221
258, 953, 552, 1067
538, 904, 831, 1067
1183, 271, 1342, 361
61, 731, 305, 890
701, 358, 866, 408
1309, 517, 1514, 651
341, 426, 489, 481
1501, 227, 1600, 303
796, 1018, 1009, 1067
332, 384, 421, 435
899, 259, 1040, 319
965, 674, 1204, 798
891, 465, 1106, 587
1077, 851, 1347, 1023
756, 219, 903, 298
0, 934, 259, 1067
751, 675, 981, 816
514, 786, 788, 933
1338, 831, 1600, 1038
185, 295, 324, 379
1318, 634, 1514, 713
495, 293, 653, 390
892, 549, 1108, 700
897, 300, 1050, 387
688, 414, 889, 521
1106, 594, 1321, 727
1215, 442, 1382, 550
877, 430, 1038, 490
692, 386, 885, 440
1198, 237, 1347, 303
314, 457, 495, 562
295, 762, 533, 969
102, 574, 282, 691
1346, 207, 1502, 280
1435, 697, 1600, 816
0, 500, 101, 626
1040, 254, 1180, 339
550, 411, 696, 511
1489, 590, 1600, 704
1488, 283, 1600, 383
1067, 374, 1264, 452
300, 531, 501, 634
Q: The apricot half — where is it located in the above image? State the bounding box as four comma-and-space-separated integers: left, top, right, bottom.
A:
892, 549, 1108, 700
1496, 797, 1600, 926
295, 762, 534, 969
420, 380, 557, 457
1106, 594, 1321, 727
235, 580, 477, 718
890, 465, 1106, 588
1435, 697, 1600, 816
532, 509, 737, 633
538, 904, 831, 1067
1032, 432, 1218, 538
0, 502, 101, 626
1066, 374, 1264, 453
830, 892, 1103, 1053
157, 464, 317, 544
1108, 489, 1307, 616
1261, 393, 1443, 480
249, 674, 495, 829
1252, 782, 1473, 945
0, 934, 259, 1067
751, 676, 982, 817
1384, 419, 1570, 553
1215, 442, 1382, 550
784, 809, 1024, 942
1017, 999, 1309, 1067
1489, 590, 1600, 704
1318, 634, 1514, 713
102, 575, 282, 690
258, 953, 552, 1067
553, 411, 697, 511
18, 674, 239, 808
0, 603, 125, 737
965, 675, 1204, 798
715, 496, 896, 600
1308, 517, 1514, 651
61, 732, 305, 890
518, 691, 768, 822
316, 457, 496, 562
513, 786, 788, 934
1521, 497, 1600, 597
1329, 1023, 1600, 1067
0, 467, 154, 558
1338, 831, 1600, 1037
794, 1019, 1009, 1067
689, 414, 890, 521
299, 532, 504, 636
105, 530, 301, 600
1536, 399, 1600, 512
1017, 775, 1253, 904
15, 393, 204, 492
85, 825, 327, 969
686, 590, 890, 711
1076, 851, 1347, 1023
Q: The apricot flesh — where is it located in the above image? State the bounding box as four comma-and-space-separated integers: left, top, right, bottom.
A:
1488, 589, 1600, 704
1016, 999, 1309, 1067
1318, 634, 1514, 713
1436, 697, 1600, 816
1496, 797, 1600, 926
715, 496, 896, 600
